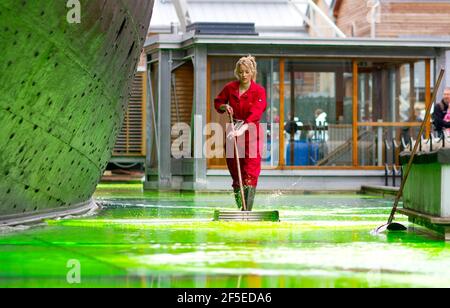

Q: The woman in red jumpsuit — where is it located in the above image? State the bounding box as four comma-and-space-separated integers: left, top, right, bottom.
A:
214, 55, 267, 211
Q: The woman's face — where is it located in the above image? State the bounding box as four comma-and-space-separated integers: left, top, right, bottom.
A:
444, 89, 450, 103
238, 64, 252, 85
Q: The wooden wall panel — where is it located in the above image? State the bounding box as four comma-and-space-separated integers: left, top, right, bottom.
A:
171, 62, 194, 146
113, 72, 146, 157
334, 0, 450, 38
334, 0, 371, 37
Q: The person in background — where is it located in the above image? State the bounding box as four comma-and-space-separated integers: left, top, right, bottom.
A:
265, 107, 280, 126
443, 110, 450, 136
313, 109, 328, 142
214, 55, 267, 211
433, 87, 450, 138
284, 111, 303, 141
314, 109, 328, 126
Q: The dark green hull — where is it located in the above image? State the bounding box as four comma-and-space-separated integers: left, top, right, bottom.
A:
0, 0, 153, 222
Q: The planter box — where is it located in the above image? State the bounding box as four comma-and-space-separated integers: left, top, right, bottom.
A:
399, 149, 450, 240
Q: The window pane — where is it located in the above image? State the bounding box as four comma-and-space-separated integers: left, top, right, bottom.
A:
357, 60, 428, 166
208, 57, 237, 168
258, 59, 280, 169
148, 62, 159, 171
413, 61, 426, 122
208, 57, 279, 168
284, 60, 353, 167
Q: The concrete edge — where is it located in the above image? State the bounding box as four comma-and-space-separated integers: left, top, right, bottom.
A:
399, 208, 450, 241
207, 169, 386, 176
175, 189, 360, 194
398, 208, 450, 225
360, 185, 399, 197
0, 199, 99, 227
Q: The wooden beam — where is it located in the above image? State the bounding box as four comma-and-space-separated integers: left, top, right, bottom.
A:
357, 122, 421, 127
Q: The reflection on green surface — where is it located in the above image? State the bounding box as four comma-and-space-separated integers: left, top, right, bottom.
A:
1, 184, 450, 288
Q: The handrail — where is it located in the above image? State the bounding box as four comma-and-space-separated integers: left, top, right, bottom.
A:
357, 122, 422, 127
289, 0, 346, 38
316, 130, 371, 166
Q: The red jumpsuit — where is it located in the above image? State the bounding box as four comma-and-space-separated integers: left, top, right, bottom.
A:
214, 80, 267, 189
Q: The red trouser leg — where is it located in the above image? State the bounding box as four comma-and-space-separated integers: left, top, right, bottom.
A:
241, 158, 261, 187
226, 157, 242, 189
226, 157, 261, 189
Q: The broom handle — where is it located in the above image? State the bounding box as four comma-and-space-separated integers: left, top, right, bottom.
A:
387, 68, 445, 224
228, 112, 247, 211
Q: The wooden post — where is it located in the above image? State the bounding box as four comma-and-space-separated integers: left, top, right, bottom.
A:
336, 67, 344, 123
409, 62, 416, 122
290, 64, 296, 166
425, 59, 431, 138
410, 62, 416, 138
279, 58, 285, 168
352, 60, 358, 167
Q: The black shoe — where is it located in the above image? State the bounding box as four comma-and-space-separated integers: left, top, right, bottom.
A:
244, 186, 256, 211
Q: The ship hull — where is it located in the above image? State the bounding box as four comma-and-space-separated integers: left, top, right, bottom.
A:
0, 0, 153, 222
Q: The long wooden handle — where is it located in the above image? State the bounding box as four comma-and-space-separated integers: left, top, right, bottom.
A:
228, 112, 247, 211
387, 68, 445, 224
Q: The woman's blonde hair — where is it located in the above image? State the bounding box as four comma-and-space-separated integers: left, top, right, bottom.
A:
234, 55, 257, 81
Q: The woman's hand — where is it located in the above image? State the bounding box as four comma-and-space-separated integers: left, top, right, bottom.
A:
221, 104, 234, 116
227, 124, 249, 140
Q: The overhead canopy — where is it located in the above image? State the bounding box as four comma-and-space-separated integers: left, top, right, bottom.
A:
149, 0, 309, 36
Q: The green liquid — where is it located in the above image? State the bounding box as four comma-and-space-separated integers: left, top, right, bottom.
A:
1, 185, 449, 288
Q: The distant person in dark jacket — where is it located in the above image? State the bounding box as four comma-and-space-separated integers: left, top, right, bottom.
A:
433, 87, 450, 137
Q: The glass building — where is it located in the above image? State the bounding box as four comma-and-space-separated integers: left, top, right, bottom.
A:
134, 0, 450, 191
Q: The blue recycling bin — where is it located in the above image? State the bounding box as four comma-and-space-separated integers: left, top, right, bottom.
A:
286, 141, 319, 166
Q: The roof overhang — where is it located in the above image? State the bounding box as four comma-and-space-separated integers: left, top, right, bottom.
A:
186, 35, 450, 48
145, 33, 450, 58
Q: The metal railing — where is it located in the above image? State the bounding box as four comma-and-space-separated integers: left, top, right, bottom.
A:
384, 132, 450, 187
384, 138, 402, 187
